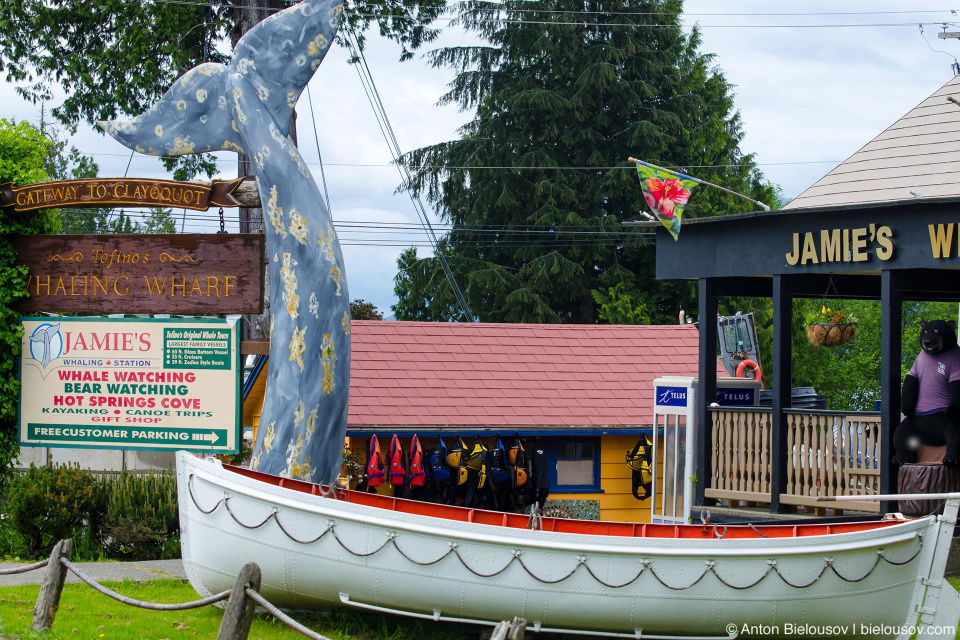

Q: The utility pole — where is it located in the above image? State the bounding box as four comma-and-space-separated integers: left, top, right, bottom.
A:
231, 0, 295, 340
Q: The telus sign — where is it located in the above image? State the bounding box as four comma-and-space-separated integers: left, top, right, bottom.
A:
655, 386, 757, 408
715, 388, 756, 406
655, 386, 688, 407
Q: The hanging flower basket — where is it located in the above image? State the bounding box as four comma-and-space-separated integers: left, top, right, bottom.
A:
806, 322, 857, 347
804, 305, 857, 347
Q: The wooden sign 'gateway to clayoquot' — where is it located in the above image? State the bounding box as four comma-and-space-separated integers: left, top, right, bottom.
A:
0, 177, 245, 212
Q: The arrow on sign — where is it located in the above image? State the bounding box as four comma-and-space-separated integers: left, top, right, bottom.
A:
194, 430, 226, 446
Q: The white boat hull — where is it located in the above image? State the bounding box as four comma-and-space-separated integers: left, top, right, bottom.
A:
177, 452, 959, 639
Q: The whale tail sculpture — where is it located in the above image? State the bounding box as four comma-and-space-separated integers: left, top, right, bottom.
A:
100, 0, 350, 484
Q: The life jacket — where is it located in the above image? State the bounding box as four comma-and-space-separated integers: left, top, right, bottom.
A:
446, 435, 465, 469
464, 437, 488, 489
506, 433, 525, 466
407, 435, 426, 487
365, 435, 385, 488
464, 437, 487, 471
626, 436, 653, 501
513, 465, 528, 491
487, 437, 510, 488
388, 435, 407, 485
507, 434, 528, 488
427, 437, 452, 485
447, 436, 469, 486
528, 442, 549, 508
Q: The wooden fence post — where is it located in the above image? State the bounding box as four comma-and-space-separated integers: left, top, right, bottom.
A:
32, 538, 73, 631
490, 617, 526, 640
216, 563, 262, 640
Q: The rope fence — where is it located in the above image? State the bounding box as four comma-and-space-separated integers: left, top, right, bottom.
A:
60, 558, 230, 610
16, 538, 527, 640
0, 558, 48, 575
245, 588, 333, 640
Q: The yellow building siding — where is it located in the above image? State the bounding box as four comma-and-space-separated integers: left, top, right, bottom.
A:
550, 433, 666, 523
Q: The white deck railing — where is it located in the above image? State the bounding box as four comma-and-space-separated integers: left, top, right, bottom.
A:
706, 408, 882, 513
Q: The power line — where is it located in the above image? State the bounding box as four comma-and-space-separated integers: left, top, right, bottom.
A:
305, 83, 333, 213
349, 14, 958, 29
138, 0, 959, 20
66, 148, 846, 170
344, 25, 476, 322
56, 207, 653, 236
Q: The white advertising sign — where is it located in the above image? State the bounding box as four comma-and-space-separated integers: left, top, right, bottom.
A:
19, 316, 240, 453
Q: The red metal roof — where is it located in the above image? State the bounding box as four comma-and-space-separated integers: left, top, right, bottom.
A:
348, 321, 718, 429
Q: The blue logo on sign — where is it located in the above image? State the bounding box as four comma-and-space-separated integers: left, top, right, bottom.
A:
656, 386, 687, 407
29, 322, 63, 368
716, 388, 756, 406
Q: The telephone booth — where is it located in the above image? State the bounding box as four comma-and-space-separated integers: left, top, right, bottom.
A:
652, 376, 761, 524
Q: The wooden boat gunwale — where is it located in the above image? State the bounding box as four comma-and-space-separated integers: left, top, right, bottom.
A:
188, 456, 928, 556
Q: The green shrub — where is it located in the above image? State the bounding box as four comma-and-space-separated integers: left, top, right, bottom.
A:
7, 464, 100, 558
0, 509, 27, 558
103, 471, 179, 561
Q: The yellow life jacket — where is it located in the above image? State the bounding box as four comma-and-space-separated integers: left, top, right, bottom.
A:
513, 466, 528, 489
446, 436, 465, 469
626, 436, 653, 500
464, 438, 487, 471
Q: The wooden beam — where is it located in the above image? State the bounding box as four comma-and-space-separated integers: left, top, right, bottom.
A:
770, 275, 793, 514
216, 562, 262, 640
710, 277, 772, 298
899, 268, 960, 301
880, 269, 903, 515
229, 179, 262, 208
788, 273, 880, 299
697, 277, 718, 508
241, 341, 271, 355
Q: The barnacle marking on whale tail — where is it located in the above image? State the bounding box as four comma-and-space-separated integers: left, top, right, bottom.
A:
230, 0, 344, 137
98, 0, 344, 156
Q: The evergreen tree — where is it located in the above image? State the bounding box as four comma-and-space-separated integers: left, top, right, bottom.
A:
394, 0, 779, 324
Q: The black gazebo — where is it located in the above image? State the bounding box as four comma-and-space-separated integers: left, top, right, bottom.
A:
647, 197, 960, 514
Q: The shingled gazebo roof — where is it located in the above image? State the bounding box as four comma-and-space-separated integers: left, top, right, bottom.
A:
784, 74, 960, 210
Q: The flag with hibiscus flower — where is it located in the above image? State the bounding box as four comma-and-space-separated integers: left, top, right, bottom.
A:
635, 160, 700, 241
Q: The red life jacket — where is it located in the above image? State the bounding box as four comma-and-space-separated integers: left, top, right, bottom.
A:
365, 435, 385, 488
388, 435, 407, 485
408, 435, 426, 487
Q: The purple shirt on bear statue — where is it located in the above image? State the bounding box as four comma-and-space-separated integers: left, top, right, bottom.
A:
909, 347, 960, 413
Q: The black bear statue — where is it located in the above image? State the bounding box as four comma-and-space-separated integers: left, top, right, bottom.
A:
893, 319, 960, 465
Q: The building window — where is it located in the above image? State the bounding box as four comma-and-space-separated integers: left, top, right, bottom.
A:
549, 438, 601, 493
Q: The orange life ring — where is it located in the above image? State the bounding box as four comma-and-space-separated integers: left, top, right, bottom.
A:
736, 359, 761, 381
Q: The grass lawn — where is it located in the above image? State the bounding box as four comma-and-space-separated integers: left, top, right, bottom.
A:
0, 579, 473, 640
4, 578, 960, 639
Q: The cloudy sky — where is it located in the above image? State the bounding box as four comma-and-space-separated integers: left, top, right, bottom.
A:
4, 1, 959, 317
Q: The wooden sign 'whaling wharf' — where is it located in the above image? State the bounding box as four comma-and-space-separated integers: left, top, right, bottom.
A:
13, 233, 264, 315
